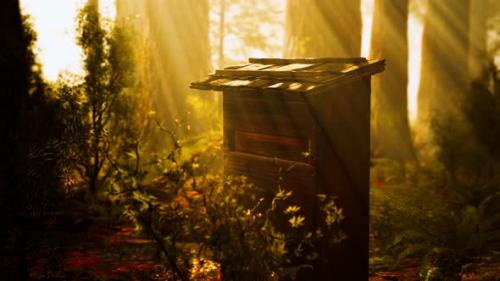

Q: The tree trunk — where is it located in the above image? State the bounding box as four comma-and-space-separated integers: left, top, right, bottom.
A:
417, 0, 470, 129
0, 2, 39, 280
469, 0, 488, 80
370, 0, 415, 162
0, 0, 29, 189
284, 0, 362, 57
218, 0, 225, 68
0, 0, 33, 214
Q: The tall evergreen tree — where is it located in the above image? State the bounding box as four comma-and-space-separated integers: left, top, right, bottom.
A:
76, 0, 108, 194
370, 0, 415, 162
61, 0, 139, 194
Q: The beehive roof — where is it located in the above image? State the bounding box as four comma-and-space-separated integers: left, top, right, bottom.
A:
191, 57, 385, 93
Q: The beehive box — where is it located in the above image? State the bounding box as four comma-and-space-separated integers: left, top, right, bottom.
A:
192, 57, 384, 280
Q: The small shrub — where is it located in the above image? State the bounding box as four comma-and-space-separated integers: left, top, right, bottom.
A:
112, 127, 345, 281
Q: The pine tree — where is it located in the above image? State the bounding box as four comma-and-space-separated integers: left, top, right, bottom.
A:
61, 0, 139, 194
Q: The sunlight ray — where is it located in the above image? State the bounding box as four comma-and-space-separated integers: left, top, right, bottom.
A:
408, 13, 423, 123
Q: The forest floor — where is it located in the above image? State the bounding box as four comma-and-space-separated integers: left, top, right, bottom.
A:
27, 220, 172, 280
20, 212, 220, 281
24, 220, 500, 281
369, 260, 500, 281
4, 213, 499, 280
370, 267, 500, 281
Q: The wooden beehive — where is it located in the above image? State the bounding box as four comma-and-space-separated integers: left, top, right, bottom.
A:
192, 57, 385, 280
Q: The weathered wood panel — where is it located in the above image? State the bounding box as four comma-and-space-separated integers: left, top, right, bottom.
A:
248, 57, 367, 64
225, 151, 316, 190
223, 89, 318, 164
307, 77, 371, 281
234, 131, 310, 162
225, 151, 318, 228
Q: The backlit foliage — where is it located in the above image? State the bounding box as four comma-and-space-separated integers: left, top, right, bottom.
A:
114, 126, 345, 280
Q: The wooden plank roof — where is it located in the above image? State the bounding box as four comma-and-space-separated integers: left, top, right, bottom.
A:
191, 57, 385, 93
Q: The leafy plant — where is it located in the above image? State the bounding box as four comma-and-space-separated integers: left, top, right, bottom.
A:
371, 61, 500, 279
57, 0, 142, 196
112, 125, 345, 281
371, 156, 500, 279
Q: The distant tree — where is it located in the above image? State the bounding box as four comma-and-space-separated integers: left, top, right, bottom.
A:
370, 0, 415, 162
417, 0, 469, 131
284, 0, 362, 57
216, 0, 225, 67
210, 0, 284, 67
73, 0, 109, 194
469, 0, 489, 80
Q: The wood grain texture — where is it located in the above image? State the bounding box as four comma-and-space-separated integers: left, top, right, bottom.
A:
234, 131, 309, 162
221, 75, 372, 281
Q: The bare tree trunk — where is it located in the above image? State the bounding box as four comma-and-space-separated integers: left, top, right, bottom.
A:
1, 2, 38, 279
284, 0, 362, 57
218, 0, 225, 68
1, 0, 34, 208
417, 0, 470, 129
469, 0, 488, 80
370, 0, 416, 162
1, 0, 29, 187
